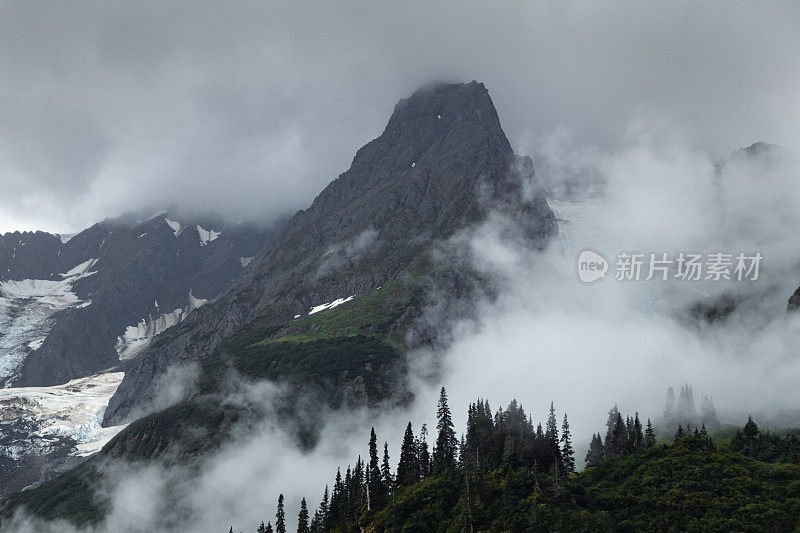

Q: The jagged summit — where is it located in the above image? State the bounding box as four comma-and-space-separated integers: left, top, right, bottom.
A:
297, 81, 514, 226
381, 81, 512, 157
103, 81, 556, 425
369, 81, 511, 170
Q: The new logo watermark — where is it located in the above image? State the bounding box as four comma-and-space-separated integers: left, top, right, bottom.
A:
577, 250, 762, 283
578, 250, 609, 283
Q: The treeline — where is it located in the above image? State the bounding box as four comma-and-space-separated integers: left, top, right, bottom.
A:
235, 387, 580, 532
730, 415, 800, 463
306, 387, 577, 531
227, 399, 800, 532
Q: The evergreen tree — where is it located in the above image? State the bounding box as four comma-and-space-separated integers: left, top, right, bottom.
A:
367, 428, 384, 509
396, 422, 419, 487
257, 521, 267, 533
329, 469, 343, 527
743, 415, 760, 442
625, 416, 634, 452
603, 405, 620, 457
560, 413, 575, 475
344, 466, 354, 522
317, 486, 328, 530
381, 442, 393, 497
352, 457, 366, 518
609, 413, 626, 456
674, 424, 685, 442
265, 522, 274, 533
433, 387, 458, 473
465, 399, 494, 470
742, 415, 760, 456
458, 433, 466, 469
633, 412, 644, 450
276, 494, 286, 533
297, 498, 309, 533
585, 433, 605, 467
644, 419, 656, 448
418, 424, 432, 477
545, 402, 559, 444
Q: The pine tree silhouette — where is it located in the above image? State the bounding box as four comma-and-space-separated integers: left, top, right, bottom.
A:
433, 387, 457, 473
276, 494, 286, 533
560, 413, 575, 475
297, 498, 309, 533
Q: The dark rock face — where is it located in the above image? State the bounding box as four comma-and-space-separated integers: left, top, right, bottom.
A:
788, 287, 800, 312
0, 232, 63, 281
0, 213, 271, 387
104, 81, 557, 425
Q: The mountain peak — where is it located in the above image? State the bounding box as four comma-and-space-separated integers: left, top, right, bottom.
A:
341, 81, 512, 188
386, 80, 509, 155
103, 81, 555, 425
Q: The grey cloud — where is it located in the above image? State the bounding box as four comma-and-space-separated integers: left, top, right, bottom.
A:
1, 1, 799, 233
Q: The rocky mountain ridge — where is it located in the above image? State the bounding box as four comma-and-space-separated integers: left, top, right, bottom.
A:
0, 212, 271, 387
103, 81, 557, 425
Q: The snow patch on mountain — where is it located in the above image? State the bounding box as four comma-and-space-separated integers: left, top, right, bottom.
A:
27, 338, 45, 350
165, 219, 183, 237
60, 258, 99, 280
197, 225, 221, 245
239, 256, 253, 267
308, 295, 354, 315
116, 291, 208, 360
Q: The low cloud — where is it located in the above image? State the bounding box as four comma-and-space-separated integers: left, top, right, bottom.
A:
1, 1, 799, 233
315, 228, 379, 280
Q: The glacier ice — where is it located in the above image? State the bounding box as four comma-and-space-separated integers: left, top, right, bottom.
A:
0, 259, 98, 383
0, 371, 126, 459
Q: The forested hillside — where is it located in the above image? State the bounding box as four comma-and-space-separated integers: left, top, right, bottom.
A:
242, 392, 800, 532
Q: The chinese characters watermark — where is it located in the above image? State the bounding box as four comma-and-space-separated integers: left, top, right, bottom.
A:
578, 250, 762, 283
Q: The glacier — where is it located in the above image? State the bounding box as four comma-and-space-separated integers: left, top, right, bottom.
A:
0, 259, 98, 384
0, 371, 126, 460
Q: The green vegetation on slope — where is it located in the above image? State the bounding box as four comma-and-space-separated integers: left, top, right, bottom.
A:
264, 279, 422, 348
1, 460, 104, 526
361, 438, 800, 532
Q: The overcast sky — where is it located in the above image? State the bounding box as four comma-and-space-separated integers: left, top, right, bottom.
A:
1, 0, 798, 234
